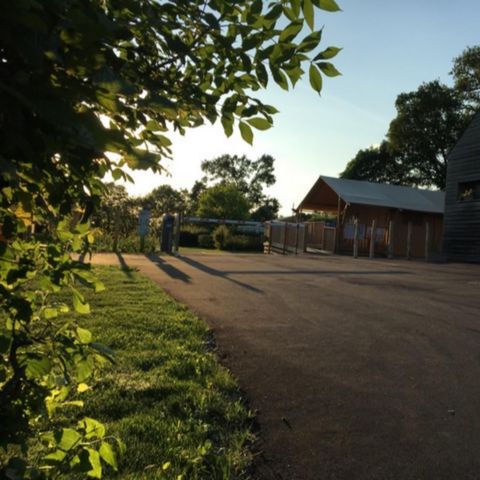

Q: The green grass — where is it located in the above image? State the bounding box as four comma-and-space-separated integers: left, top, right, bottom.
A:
75, 266, 254, 479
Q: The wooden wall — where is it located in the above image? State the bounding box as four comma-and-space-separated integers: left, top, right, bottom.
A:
339, 204, 443, 258
443, 112, 480, 262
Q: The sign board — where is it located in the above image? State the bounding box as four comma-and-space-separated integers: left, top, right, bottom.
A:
138, 208, 150, 237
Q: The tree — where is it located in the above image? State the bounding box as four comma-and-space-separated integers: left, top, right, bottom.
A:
340, 141, 409, 185
387, 81, 469, 189
92, 183, 138, 233
196, 184, 251, 220
201, 153, 280, 216
250, 197, 281, 221
145, 185, 189, 216
451, 45, 480, 112
186, 180, 208, 216
1, 0, 341, 476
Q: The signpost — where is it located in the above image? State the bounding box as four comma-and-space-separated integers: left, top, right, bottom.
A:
138, 208, 151, 252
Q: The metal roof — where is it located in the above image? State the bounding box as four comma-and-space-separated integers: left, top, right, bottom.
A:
300, 176, 445, 214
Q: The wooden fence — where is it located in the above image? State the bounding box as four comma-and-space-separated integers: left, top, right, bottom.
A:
304, 221, 336, 252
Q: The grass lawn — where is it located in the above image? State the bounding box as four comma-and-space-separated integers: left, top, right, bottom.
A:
73, 266, 254, 479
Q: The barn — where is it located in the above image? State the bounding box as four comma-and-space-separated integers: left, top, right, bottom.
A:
443, 112, 480, 262
298, 176, 445, 258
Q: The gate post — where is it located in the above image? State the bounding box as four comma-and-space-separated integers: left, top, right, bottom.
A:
425, 221, 430, 262
387, 220, 394, 259
353, 218, 359, 258
369, 219, 376, 259
406, 221, 413, 259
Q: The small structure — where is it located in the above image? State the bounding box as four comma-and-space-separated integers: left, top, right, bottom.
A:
298, 176, 445, 258
443, 112, 480, 262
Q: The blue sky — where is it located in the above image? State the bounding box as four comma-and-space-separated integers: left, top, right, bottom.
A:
124, 0, 480, 215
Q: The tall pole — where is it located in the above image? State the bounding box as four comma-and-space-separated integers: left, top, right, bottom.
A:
369, 219, 376, 259
425, 221, 430, 262
353, 218, 359, 259
387, 220, 394, 259
335, 195, 341, 253
406, 221, 413, 259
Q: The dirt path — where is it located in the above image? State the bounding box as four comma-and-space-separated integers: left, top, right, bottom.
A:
92, 252, 480, 480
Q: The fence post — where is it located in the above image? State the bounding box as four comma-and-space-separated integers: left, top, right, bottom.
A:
369, 219, 376, 259
425, 221, 430, 262
406, 221, 412, 259
283, 222, 288, 255
353, 218, 359, 258
173, 213, 182, 255
294, 223, 299, 255
387, 220, 394, 259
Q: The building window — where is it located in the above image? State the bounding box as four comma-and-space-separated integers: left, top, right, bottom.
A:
458, 180, 480, 201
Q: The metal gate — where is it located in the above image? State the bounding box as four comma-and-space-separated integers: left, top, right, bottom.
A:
264, 222, 305, 254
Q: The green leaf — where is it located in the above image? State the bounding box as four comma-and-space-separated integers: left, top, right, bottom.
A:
0, 334, 11, 354
58, 428, 82, 451
44, 449, 67, 464
76, 357, 94, 382
90, 342, 115, 362
24, 356, 52, 379
255, 62, 269, 87
221, 115, 234, 137
79, 417, 106, 440
247, 117, 272, 131
99, 442, 118, 471
77, 327, 92, 344
314, 46, 342, 60
297, 30, 323, 52
72, 288, 91, 314
86, 448, 102, 479
302, 0, 314, 30
77, 383, 90, 393
239, 122, 254, 145
270, 66, 289, 91
317, 0, 341, 12
44, 307, 58, 319
309, 64, 323, 93
279, 21, 303, 43
317, 61, 342, 77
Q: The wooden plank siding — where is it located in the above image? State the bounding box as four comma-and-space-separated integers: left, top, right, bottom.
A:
443, 112, 480, 262
339, 204, 443, 258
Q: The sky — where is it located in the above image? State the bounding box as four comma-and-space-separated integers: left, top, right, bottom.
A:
121, 0, 480, 216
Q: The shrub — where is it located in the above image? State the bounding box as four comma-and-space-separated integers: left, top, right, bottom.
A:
179, 224, 211, 247
198, 234, 215, 249
213, 225, 231, 250
226, 234, 263, 251
93, 232, 158, 253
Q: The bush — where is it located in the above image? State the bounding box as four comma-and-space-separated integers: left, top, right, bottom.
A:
179, 224, 211, 247
94, 231, 158, 253
226, 234, 263, 251
213, 225, 231, 250
198, 234, 215, 249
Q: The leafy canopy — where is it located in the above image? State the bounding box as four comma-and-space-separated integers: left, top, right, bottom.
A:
201, 153, 276, 206
340, 141, 408, 185
451, 45, 480, 113
340, 48, 476, 190
1, 0, 341, 477
197, 184, 251, 220
387, 80, 468, 189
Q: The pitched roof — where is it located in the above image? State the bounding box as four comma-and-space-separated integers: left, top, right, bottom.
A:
299, 176, 445, 214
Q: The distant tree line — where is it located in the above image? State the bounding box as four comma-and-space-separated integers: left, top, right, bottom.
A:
340, 45, 480, 189
91, 153, 281, 249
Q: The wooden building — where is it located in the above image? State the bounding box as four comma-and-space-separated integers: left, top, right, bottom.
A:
298, 176, 444, 258
443, 112, 480, 262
